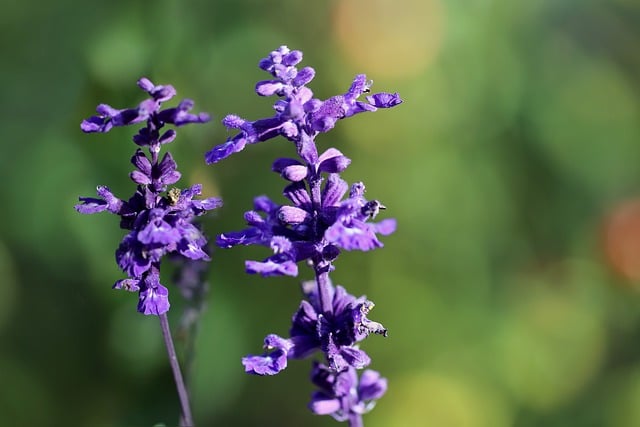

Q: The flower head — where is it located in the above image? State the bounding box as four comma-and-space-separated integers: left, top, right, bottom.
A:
205, 46, 401, 165
309, 363, 387, 424
217, 176, 396, 277
76, 78, 220, 315
242, 278, 386, 375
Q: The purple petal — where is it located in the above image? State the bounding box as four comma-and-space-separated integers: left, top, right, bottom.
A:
255, 80, 286, 96
136, 77, 155, 92
216, 228, 263, 248
358, 370, 387, 401
309, 393, 341, 415
158, 152, 181, 185
112, 278, 141, 292
278, 205, 311, 224
293, 66, 315, 87
345, 74, 370, 102
325, 221, 383, 251
81, 116, 111, 133
367, 92, 402, 108
138, 283, 170, 315
322, 174, 349, 208
373, 218, 396, 236
75, 197, 108, 214
341, 347, 371, 369
204, 137, 248, 164
242, 353, 287, 376
130, 170, 152, 185
282, 49, 303, 66
116, 234, 152, 277
177, 238, 210, 261
283, 182, 312, 209
159, 129, 177, 145
272, 157, 303, 173
280, 153, 305, 171
242, 334, 293, 376
138, 216, 181, 245
190, 197, 223, 213
246, 258, 298, 277
317, 148, 351, 174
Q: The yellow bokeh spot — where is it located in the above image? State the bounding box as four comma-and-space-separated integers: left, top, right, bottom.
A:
332, 0, 443, 79
374, 371, 512, 427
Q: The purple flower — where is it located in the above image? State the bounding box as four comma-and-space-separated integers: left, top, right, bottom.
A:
309, 362, 387, 425
205, 46, 402, 165
211, 47, 399, 280
217, 175, 396, 278
76, 78, 220, 315
82, 78, 209, 142
242, 278, 386, 375
242, 334, 294, 375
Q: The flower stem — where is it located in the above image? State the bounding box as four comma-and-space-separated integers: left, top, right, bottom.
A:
349, 414, 364, 427
159, 312, 194, 427
315, 268, 333, 315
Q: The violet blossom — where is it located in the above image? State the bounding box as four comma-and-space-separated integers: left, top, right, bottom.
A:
309, 362, 387, 427
208, 46, 401, 425
241, 278, 387, 375
76, 78, 221, 315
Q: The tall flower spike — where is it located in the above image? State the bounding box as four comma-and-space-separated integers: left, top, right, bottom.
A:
76, 78, 221, 315
213, 47, 401, 425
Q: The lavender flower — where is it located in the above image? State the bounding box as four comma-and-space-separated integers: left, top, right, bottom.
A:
309, 362, 387, 427
205, 47, 401, 165
210, 46, 401, 425
76, 78, 221, 315
242, 279, 387, 375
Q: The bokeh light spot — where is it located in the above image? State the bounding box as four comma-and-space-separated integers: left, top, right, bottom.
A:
332, 0, 443, 79
375, 371, 512, 427
602, 199, 640, 284
497, 263, 605, 411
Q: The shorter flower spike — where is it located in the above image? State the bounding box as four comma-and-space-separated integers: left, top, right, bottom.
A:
76, 78, 219, 315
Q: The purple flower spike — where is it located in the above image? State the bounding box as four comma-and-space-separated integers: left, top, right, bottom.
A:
213, 47, 399, 422
76, 78, 220, 315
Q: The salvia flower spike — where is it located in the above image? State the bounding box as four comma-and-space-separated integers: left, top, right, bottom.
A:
76, 78, 221, 315
211, 46, 401, 425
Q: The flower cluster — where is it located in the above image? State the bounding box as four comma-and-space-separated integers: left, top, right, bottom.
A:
242, 279, 387, 374
76, 78, 221, 315
309, 362, 387, 426
209, 46, 401, 424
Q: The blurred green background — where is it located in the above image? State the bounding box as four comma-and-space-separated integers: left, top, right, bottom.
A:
2, 0, 640, 426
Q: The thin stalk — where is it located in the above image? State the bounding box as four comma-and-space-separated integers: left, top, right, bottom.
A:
349, 414, 364, 427
315, 267, 334, 315
307, 165, 333, 316
159, 313, 194, 427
